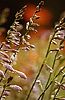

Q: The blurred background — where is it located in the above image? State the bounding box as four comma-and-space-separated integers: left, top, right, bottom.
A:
0, 0, 65, 39
0, 0, 65, 100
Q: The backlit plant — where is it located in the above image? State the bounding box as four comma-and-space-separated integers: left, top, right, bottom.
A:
0, 1, 65, 100
0, 1, 44, 100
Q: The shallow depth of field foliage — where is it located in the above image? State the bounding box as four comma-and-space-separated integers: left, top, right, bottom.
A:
0, 1, 65, 100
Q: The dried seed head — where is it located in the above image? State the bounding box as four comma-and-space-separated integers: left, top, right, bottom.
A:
10, 85, 22, 91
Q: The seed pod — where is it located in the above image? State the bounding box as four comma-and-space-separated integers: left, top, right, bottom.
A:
26, 22, 29, 30
56, 55, 63, 60
0, 70, 5, 78
13, 31, 21, 36
32, 15, 40, 20
10, 85, 22, 91
0, 51, 9, 58
52, 40, 57, 45
0, 57, 12, 63
22, 47, 30, 51
13, 37, 20, 41
2, 42, 11, 49
14, 70, 27, 79
2, 63, 14, 72
59, 98, 65, 100
59, 66, 65, 74
60, 84, 65, 90
31, 23, 39, 27
11, 40, 19, 46
29, 27, 36, 31
2, 49, 18, 53
55, 97, 65, 100
26, 35, 31, 39
3, 91, 10, 96
30, 44, 35, 48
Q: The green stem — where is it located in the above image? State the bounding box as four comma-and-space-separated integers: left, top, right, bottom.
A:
40, 39, 63, 100
53, 74, 65, 100
37, 66, 65, 100
39, 51, 58, 100
25, 32, 56, 100
48, 51, 59, 100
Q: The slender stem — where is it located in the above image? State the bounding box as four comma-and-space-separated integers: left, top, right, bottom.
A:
38, 81, 53, 100
0, 84, 6, 100
47, 50, 58, 88
38, 51, 59, 100
53, 74, 65, 100
25, 32, 56, 100
26, 61, 45, 100
37, 66, 65, 100
39, 39, 63, 100
0, 69, 8, 99
47, 51, 59, 100
0, 69, 7, 82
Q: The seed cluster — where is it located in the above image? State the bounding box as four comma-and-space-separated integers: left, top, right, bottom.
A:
0, 1, 44, 99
